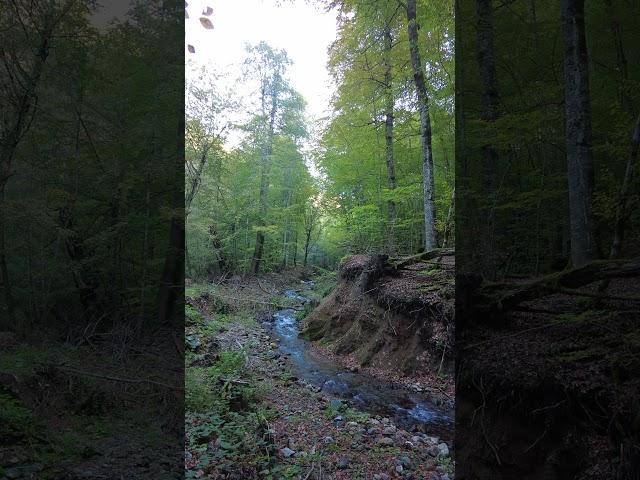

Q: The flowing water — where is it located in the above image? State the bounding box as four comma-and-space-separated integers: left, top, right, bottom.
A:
264, 286, 454, 443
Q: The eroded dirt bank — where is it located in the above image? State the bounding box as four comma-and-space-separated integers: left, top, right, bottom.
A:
300, 253, 454, 394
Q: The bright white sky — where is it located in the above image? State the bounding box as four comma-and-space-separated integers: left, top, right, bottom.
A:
185, 0, 339, 149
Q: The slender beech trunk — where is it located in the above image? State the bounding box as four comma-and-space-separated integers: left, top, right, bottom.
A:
251, 87, 278, 274
476, 0, 499, 195
407, 0, 438, 251
157, 117, 185, 325
562, 0, 597, 268
604, 0, 631, 115
383, 23, 398, 243
610, 113, 640, 259
0, 8, 62, 327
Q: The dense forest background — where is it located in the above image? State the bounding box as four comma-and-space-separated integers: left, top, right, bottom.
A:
456, 0, 640, 478
186, 0, 454, 279
457, 0, 640, 279
0, 0, 184, 338
0, 1, 184, 478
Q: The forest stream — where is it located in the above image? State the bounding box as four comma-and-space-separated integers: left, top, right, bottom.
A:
265, 286, 454, 442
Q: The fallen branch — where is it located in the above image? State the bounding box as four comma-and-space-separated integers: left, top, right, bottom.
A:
390, 248, 455, 269
469, 258, 640, 315
56, 365, 183, 391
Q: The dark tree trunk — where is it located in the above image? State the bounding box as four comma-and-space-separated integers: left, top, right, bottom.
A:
0, 5, 64, 328
610, 113, 640, 259
562, 0, 597, 267
383, 22, 397, 236
407, 0, 438, 250
157, 117, 185, 325
476, 0, 499, 195
251, 87, 278, 274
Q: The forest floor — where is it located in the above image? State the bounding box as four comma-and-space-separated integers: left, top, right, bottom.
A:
185, 268, 454, 480
457, 276, 640, 479
0, 333, 183, 479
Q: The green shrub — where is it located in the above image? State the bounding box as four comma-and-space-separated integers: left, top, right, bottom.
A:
186, 304, 204, 326
0, 393, 35, 438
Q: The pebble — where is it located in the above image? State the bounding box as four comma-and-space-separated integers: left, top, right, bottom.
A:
437, 443, 450, 457
395, 465, 404, 474
397, 455, 411, 469
323, 436, 335, 444
378, 437, 394, 446
280, 447, 295, 458
337, 457, 350, 469
382, 425, 396, 435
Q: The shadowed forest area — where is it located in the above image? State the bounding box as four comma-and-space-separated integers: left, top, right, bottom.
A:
185, 0, 456, 478
0, 1, 184, 478
456, 0, 640, 478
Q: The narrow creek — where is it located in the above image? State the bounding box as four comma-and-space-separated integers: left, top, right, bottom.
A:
263, 285, 454, 445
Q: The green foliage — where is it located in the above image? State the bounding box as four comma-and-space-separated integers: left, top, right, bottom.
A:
0, 392, 36, 438
186, 351, 246, 413
186, 304, 204, 326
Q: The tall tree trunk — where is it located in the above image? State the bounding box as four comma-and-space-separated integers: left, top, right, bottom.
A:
604, 0, 631, 115
157, 117, 185, 325
251, 84, 278, 274
0, 5, 65, 328
0, 186, 15, 328
304, 227, 312, 267
610, 113, 640, 259
407, 0, 438, 251
562, 0, 597, 268
383, 22, 398, 246
476, 0, 499, 195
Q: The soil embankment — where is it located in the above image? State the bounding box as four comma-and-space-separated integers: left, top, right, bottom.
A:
300, 252, 454, 393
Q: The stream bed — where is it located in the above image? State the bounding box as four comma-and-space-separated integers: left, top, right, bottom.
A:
263, 287, 454, 444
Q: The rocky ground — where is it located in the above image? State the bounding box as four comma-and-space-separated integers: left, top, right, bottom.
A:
185, 270, 454, 479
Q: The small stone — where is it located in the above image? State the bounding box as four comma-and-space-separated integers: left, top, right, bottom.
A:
378, 437, 394, 446
381, 417, 390, 425
411, 435, 423, 444
395, 465, 404, 474
5, 468, 21, 480
349, 366, 359, 373
367, 427, 378, 435
337, 457, 350, 469
382, 425, 397, 435
404, 441, 415, 449
280, 447, 295, 458
426, 446, 439, 457
437, 443, 450, 457
398, 455, 411, 468
334, 415, 344, 423
347, 421, 358, 428
374, 475, 390, 480
369, 418, 381, 425
323, 436, 335, 444
425, 436, 439, 445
